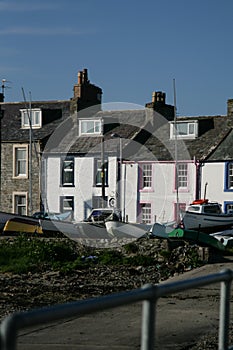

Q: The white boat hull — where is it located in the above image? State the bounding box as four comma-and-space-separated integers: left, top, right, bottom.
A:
105, 221, 151, 239
182, 212, 233, 232
210, 229, 233, 247
74, 222, 111, 239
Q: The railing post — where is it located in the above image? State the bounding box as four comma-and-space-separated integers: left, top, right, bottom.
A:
218, 270, 232, 350
141, 285, 157, 350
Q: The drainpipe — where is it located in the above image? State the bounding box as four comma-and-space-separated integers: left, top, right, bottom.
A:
195, 159, 202, 200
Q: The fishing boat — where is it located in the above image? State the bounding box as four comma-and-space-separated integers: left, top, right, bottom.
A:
181, 199, 233, 232
168, 227, 225, 251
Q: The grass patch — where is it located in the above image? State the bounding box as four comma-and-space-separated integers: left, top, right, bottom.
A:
0, 235, 203, 275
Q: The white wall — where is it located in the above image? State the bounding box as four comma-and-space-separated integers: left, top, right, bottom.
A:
46, 156, 197, 224
201, 162, 233, 210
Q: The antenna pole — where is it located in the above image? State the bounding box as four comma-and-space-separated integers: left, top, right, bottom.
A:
29, 92, 32, 216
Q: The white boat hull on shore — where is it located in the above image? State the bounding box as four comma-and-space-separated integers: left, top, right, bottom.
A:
105, 220, 151, 239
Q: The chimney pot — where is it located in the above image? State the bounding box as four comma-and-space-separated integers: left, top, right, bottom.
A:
82, 68, 88, 83
152, 91, 166, 103
78, 71, 82, 85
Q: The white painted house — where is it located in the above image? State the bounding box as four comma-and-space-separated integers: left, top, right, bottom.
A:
42, 102, 209, 224
42, 88, 233, 226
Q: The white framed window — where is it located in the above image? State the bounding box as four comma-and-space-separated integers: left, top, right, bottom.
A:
13, 145, 28, 178
60, 196, 74, 219
227, 163, 233, 189
139, 163, 153, 190
95, 159, 108, 186
142, 164, 152, 188
13, 192, 27, 215
20, 108, 42, 129
170, 121, 198, 139
79, 119, 102, 135
175, 163, 188, 189
61, 157, 74, 186
140, 203, 152, 224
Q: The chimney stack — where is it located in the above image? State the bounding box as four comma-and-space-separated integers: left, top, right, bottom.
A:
145, 90, 174, 121
152, 91, 166, 103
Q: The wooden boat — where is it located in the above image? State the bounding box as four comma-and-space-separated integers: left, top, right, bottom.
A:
181, 199, 233, 232
168, 227, 225, 251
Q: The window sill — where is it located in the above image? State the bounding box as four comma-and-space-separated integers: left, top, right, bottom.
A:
12, 175, 28, 179
139, 188, 154, 193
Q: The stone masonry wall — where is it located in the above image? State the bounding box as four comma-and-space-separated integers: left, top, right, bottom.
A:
0, 142, 41, 214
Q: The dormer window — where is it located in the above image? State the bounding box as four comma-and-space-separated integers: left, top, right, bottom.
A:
79, 119, 102, 135
170, 120, 198, 139
20, 109, 42, 129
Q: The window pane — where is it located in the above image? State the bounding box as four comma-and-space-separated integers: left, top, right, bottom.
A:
15, 195, 27, 215
60, 196, 74, 219
141, 203, 151, 224
23, 112, 29, 126
15, 148, 27, 176
94, 121, 101, 133
34, 111, 40, 125
142, 164, 152, 188
188, 123, 195, 134
177, 124, 187, 135
80, 120, 102, 135
95, 160, 108, 186
228, 163, 233, 188
176, 163, 188, 188
62, 159, 74, 185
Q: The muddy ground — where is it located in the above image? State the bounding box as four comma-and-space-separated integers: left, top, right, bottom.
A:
1, 237, 233, 349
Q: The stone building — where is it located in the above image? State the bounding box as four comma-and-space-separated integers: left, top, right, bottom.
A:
0, 69, 102, 215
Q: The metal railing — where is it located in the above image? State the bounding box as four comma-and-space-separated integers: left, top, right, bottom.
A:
1, 268, 233, 350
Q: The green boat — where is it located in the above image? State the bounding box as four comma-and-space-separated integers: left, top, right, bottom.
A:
168, 227, 226, 251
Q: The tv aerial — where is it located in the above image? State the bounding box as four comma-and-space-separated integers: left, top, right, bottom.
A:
1, 79, 12, 98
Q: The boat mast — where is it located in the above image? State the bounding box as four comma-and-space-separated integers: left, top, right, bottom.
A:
173, 79, 179, 223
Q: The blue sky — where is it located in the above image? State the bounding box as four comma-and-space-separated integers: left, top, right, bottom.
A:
1, 0, 233, 116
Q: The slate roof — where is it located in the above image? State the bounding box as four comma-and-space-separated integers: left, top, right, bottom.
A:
138, 115, 233, 162
0, 100, 70, 144
1, 100, 233, 162
206, 128, 233, 161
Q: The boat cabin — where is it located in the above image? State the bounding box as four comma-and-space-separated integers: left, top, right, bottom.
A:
186, 201, 222, 215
